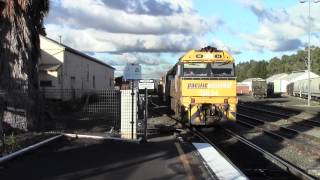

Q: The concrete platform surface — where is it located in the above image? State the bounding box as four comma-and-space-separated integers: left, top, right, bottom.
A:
0, 135, 212, 180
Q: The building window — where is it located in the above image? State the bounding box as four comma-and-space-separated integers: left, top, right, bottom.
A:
58, 70, 62, 84
71, 76, 76, 89
87, 64, 89, 82
40, 81, 52, 87
93, 76, 95, 88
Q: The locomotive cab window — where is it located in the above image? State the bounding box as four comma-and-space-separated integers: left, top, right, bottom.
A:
183, 63, 208, 77
210, 62, 235, 77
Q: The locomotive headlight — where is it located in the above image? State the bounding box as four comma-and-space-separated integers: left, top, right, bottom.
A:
211, 105, 216, 111
191, 98, 195, 104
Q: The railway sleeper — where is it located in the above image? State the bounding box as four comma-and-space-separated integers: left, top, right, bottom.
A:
237, 118, 320, 158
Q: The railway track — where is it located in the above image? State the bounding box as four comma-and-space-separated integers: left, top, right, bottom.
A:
237, 104, 320, 140
236, 104, 320, 178
236, 113, 320, 156
221, 128, 315, 180
237, 108, 320, 143
238, 104, 320, 128
148, 97, 313, 179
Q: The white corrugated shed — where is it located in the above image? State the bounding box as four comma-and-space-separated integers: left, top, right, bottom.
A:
267, 71, 319, 94
266, 73, 289, 94
39, 35, 115, 100
241, 78, 264, 91
266, 73, 288, 83
281, 70, 319, 83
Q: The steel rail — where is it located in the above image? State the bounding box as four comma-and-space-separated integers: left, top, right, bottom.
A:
238, 104, 320, 127
237, 113, 320, 152
148, 106, 246, 178
237, 111, 303, 137
237, 109, 317, 137
149, 105, 316, 179
223, 128, 316, 180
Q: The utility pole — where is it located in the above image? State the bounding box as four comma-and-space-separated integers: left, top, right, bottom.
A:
308, 0, 311, 106
300, 0, 320, 106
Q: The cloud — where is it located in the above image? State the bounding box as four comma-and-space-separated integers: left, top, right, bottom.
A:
90, 52, 173, 78
244, 37, 303, 52
211, 38, 242, 55
237, 0, 320, 52
101, 0, 188, 16
45, 24, 207, 53
46, 0, 220, 35
140, 63, 173, 79
44, 0, 225, 55
239, 0, 288, 23
115, 53, 170, 65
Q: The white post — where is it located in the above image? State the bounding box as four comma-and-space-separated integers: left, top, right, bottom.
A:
300, 0, 320, 105
307, 0, 311, 106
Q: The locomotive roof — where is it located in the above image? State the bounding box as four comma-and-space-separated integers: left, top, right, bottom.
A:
179, 50, 234, 63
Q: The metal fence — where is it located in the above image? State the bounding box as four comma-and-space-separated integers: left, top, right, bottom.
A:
39, 89, 122, 135
1, 86, 145, 154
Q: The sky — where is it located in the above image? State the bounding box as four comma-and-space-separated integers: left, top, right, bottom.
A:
44, 0, 320, 78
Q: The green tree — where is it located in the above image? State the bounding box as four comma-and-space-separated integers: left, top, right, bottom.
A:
236, 47, 320, 82
0, 0, 50, 132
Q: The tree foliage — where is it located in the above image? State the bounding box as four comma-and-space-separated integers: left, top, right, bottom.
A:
0, 0, 50, 131
236, 47, 320, 82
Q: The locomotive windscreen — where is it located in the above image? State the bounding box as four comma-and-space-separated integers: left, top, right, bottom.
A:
182, 62, 235, 77
211, 62, 235, 77
183, 63, 207, 77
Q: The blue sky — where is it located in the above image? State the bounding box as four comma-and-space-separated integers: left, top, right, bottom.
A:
45, 0, 320, 78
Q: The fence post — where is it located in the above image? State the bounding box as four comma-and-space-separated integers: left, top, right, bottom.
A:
0, 96, 5, 153
144, 88, 148, 141
131, 80, 134, 139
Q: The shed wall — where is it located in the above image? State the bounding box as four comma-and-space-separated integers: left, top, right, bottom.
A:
63, 51, 114, 90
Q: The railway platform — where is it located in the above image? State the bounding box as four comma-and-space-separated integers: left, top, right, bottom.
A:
0, 133, 246, 180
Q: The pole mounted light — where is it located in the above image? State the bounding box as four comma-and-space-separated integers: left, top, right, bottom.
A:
299, 0, 319, 106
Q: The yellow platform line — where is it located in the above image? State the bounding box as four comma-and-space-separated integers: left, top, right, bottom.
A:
175, 142, 196, 180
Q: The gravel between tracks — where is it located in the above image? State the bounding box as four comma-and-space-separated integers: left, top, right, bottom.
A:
237, 96, 320, 178
223, 122, 320, 177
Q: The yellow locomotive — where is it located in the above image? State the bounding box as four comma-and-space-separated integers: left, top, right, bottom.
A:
164, 46, 237, 126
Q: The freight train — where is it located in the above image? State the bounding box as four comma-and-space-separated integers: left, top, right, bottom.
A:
252, 79, 267, 98
163, 46, 237, 126
292, 77, 320, 99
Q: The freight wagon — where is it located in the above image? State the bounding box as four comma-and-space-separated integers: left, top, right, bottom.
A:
236, 83, 250, 95
252, 79, 267, 98
293, 77, 320, 99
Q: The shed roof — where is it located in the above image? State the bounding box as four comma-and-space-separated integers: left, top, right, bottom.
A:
40, 35, 115, 70
266, 73, 288, 82
281, 70, 319, 82
242, 78, 264, 82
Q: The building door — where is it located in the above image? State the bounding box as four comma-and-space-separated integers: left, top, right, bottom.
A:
71, 76, 76, 99
71, 76, 76, 89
